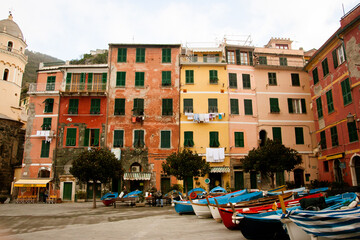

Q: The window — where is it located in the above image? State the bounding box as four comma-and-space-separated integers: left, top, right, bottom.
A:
332, 45, 346, 68
162, 49, 171, 63
3, 69, 9, 81
259, 56, 267, 65
46, 76, 56, 91
276, 44, 288, 49
326, 90, 334, 113
135, 72, 145, 87
229, 73, 237, 88
341, 78, 352, 106
7, 41, 13, 51
230, 99, 239, 114
291, 73, 300, 86
204, 54, 219, 63
234, 132, 244, 147
242, 74, 251, 89
295, 127, 304, 145
268, 72, 277, 86
347, 122, 359, 142
209, 132, 220, 147
162, 71, 171, 86
312, 68, 319, 85
270, 98, 280, 113
330, 126, 339, 147
84, 129, 100, 147
136, 48, 145, 63
244, 99, 253, 115
133, 98, 144, 116
117, 48, 127, 62
133, 130, 145, 148
68, 99, 79, 114
288, 98, 306, 114
227, 51, 235, 64
322, 58, 329, 77
161, 130, 171, 148
320, 131, 327, 149
162, 99, 173, 116
316, 97, 323, 118
208, 98, 218, 113
209, 70, 218, 84
44, 98, 54, 113
42, 118, 52, 130
113, 130, 124, 148
90, 99, 101, 114
240, 52, 248, 65
114, 98, 125, 115
280, 57, 287, 66
66, 128, 77, 146
324, 161, 329, 172
116, 72, 126, 87
272, 127, 282, 143
184, 131, 194, 147
183, 99, 193, 113
185, 70, 194, 84
40, 140, 50, 158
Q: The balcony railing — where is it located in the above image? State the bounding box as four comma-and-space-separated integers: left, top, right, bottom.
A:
255, 58, 305, 68
28, 83, 62, 94
63, 83, 107, 93
180, 56, 225, 64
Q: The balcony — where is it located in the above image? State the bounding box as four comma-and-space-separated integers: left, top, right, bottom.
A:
180, 55, 226, 65
254, 57, 305, 69
0, 44, 28, 63
61, 82, 107, 95
28, 83, 61, 95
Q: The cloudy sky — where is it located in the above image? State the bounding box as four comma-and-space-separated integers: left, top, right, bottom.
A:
2, 0, 359, 61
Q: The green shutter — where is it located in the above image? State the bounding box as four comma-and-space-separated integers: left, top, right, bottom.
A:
186, 70, 194, 84
301, 99, 307, 113
320, 131, 327, 149
209, 132, 220, 147
322, 58, 329, 76
113, 130, 124, 147
242, 74, 250, 89
209, 70, 218, 84
161, 131, 171, 148
341, 78, 352, 105
244, 99, 253, 115
84, 128, 90, 146
326, 90, 334, 113
184, 131, 194, 147
208, 99, 218, 113
42, 118, 52, 130
68, 99, 79, 114
330, 126, 338, 147
348, 122, 359, 142
229, 73, 237, 88
295, 127, 304, 144
270, 98, 279, 113
79, 73, 85, 90
134, 130, 145, 147
316, 97, 323, 118
234, 132, 244, 147
40, 140, 50, 158
135, 72, 144, 86
90, 99, 100, 114
332, 49, 338, 69
249, 51, 253, 65
46, 76, 55, 91
87, 73, 93, 90
236, 50, 241, 65
230, 99, 239, 114
313, 68, 319, 85
114, 98, 125, 115
272, 127, 282, 143
93, 129, 100, 146
116, 72, 126, 86
117, 48, 127, 62
162, 49, 171, 63
136, 48, 145, 62
162, 71, 171, 86
66, 128, 77, 146
288, 98, 294, 113
102, 73, 107, 90
44, 99, 54, 113
162, 99, 173, 116
133, 99, 144, 115
66, 73, 72, 90
184, 99, 193, 113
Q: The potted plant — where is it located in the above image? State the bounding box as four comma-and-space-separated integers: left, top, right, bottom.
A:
76, 190, 86, 202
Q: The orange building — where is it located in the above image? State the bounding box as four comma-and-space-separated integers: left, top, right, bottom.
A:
107, 44, 181, 193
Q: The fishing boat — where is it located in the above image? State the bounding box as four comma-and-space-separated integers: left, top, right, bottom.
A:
281, 194, 360, 240
101, 192, 119, 206
173, 188, 205, 215
236, 192, 358, 240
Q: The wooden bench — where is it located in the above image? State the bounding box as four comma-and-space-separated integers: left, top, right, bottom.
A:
113, 197, 137, 208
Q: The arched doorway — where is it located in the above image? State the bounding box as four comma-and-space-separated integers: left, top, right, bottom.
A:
334, 159, 343, 183
293, 169, 304, 187
354, 156, 360, 186
38, 168, 50, 178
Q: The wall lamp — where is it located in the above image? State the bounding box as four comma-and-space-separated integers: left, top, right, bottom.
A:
346, 112, 360, 130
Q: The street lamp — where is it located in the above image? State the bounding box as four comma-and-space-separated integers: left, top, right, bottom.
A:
347, 112, 360, 131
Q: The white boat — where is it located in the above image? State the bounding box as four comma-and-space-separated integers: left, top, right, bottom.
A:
190, 198, 212, 218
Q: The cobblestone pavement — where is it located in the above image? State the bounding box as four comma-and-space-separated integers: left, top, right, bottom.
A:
0, 202, 246, 240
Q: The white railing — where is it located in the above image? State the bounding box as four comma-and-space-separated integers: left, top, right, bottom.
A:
180, 55, 225, 64
28, 83, 62, 93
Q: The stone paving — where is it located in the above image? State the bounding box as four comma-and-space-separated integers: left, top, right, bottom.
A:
0, 202, 246, 240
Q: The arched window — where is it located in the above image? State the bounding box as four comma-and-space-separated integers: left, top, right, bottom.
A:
7, 41, 13, 51
3, 69, 9, 81
38, 168, 50, 178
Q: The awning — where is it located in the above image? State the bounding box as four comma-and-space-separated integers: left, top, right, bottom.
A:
123, 172, 151, 181
326, 153, 344, 160
210, 167, 230, 173
14, 179, 51, 187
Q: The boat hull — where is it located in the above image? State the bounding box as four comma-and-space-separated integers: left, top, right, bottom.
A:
192, 203, 212, 218
218, 208, 240, 230
209, 205, 222, 222
173, 200, 193, 214
102, 199, 115, 206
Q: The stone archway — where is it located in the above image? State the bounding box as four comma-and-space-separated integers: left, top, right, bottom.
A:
350, 154, 360, 186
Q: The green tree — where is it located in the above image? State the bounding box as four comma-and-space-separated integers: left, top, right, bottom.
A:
162, 149, 210, 194
241, 139, 302, 188
70, 148, 123, 208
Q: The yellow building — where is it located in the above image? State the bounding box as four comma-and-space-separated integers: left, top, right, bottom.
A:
179, 44, 230, 192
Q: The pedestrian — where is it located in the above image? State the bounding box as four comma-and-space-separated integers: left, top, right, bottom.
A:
155, 191, 163, 207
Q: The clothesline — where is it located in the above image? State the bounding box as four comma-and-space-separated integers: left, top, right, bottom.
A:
184, 112, 225, 123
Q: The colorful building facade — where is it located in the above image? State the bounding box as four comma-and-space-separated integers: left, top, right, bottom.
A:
107, 44, 181, 193
305, 4, 360, 187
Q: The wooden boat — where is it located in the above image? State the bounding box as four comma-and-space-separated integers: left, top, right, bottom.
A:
237, 192, 358, 240
101, 192, 119, 206
173, 200, 193, 214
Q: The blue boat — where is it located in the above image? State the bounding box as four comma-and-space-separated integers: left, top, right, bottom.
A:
173, 188, 206, 214
101, 192, 119, 206
123, 190, 142, 198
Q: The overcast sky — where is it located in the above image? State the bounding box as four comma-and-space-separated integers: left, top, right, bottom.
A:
2, 0, 359, 61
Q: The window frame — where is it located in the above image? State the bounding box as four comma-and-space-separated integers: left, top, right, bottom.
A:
116, 71, 126, 87
209, 131, 220, 147
341, 78, 352, 106
68, 99, 79, 114
185, 70, 194, 84
208, 98, 218, 113
161, 71, 171, 87
133, 98, 144, 116
259, 56, 267, 65
40, 140, 50, 158
133, 130, 145, 148
160, 130, 171, 149
347, 122, 359, 143
183, 99, 193, 113
184, 131, 194, 147
320, 131, 327, 149
136, 48, 145, 63
162, 98, 173, 116
312, 67, 319, 85
316, 97, 323, 119
234, 132, 244, 147
44, 98, 54, 113
295, 127, 304, 145
279, 57, 287, 66
229, 73, 237, 89
117, 48, 127, 62
330, 126, 339, 147
268, 72, 277, 86
90, 99, 101, 115
113, 130, 124, 148
244, 99, 253, 115
42, 118, 52, 130
209, 70, 218, 84
270, 98, 280, 113
272, 127, 282, 143
322, 58, 329, 77
66, 128, 77, 147
242, 74, 251, 89
326, 90, 334, 114
230, 99, 239, 115
114, 98, 125, 115
46, 76, 56, 91
291, 73, 300, 86
135, 72, 145, 87
162, 48, 171, 63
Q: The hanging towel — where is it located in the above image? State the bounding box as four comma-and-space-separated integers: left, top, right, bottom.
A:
218, 113, 222, 119
219, 148, 225, 161
206, 148, 214, 162
193, 114, 199, 122
213, 148, 220, 161
199, 114, 205, 122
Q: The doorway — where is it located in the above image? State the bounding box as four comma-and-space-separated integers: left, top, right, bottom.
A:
354, 156, 360, 186
161, 177, 171, 194
234, 171, 244, 190
63, 182, 72, 200
87, 182, 101, 199
209, 173, 222, 190
334, 159, 343, 183
294, 169, 304, 187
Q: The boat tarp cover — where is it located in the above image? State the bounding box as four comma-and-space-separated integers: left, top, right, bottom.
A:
285, 207, 360, 239
209, 186, 227, 193
123, 190, 142, 198
229, 191, 264, 204
208, 189, 247, 205
101, 192, 119, 200
187, 188, 205, 195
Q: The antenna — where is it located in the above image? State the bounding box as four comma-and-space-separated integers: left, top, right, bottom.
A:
342, 3, 345, 15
